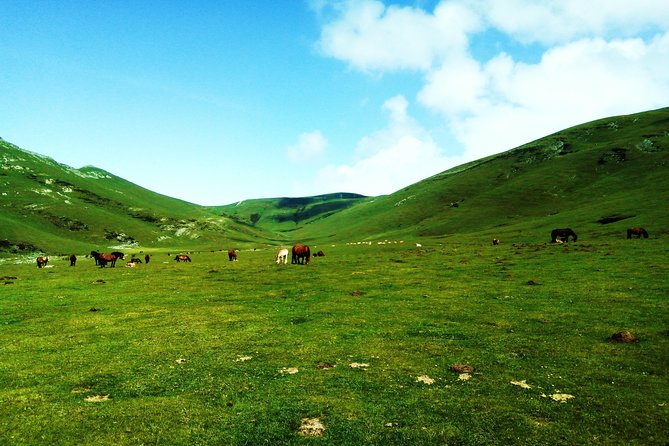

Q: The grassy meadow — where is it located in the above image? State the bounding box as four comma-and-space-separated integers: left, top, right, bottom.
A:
1, 236, 667, 445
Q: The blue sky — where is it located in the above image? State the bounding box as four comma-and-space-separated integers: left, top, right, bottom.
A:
2, 1, 668, 205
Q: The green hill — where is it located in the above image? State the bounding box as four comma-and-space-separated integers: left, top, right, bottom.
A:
211, 193, 371, 233
286, 107, 669, 244
0, 140, 272, 255
2, 107, 668, 255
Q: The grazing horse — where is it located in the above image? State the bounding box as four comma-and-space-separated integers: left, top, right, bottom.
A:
292, 244, 311, 265
97, 253, 119, 268
174, 255, 191, 262
91, 250, 101, 266
36, 256, 49, 268
144, 254, 150, 264
130, 257, 142, 264
111, 251, 125, 260
627, 227, 649, 239
551, 228, 577, 243
228, 249, 238, 261
276, 248, 289, 264
69, 254, 77, 266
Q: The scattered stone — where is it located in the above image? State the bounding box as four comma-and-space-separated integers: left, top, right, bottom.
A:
526, 280, 540, 286
416, 375, 435, 385
350, 362, 369, 369
458, 373, 472, 381
84, 394, 110, 403
316, 362, 336, 369
609, 330, 639, 343
511, 380, 532, 389
93, 279, 105, 284
89, 307, 99, 312
175, 358, 188, 364
279, 367, 299, 375
235, 356, 253, 362
298, 418, 325, 437
548, 393, 575, 403
449, 363, 474, 374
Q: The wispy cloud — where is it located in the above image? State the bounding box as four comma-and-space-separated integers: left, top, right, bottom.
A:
314, 0, 669, 193
288, 130, 329, 162
314, 95, 463, 196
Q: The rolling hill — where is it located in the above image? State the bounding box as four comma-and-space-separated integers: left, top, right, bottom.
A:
1, 106, 668, 255
0, 139, 273, 255
282, 106, 669, 243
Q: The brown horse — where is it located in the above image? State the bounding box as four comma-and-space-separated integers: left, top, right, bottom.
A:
174, 255, 192, 262
228, 249, 238, 261
36, 256, 49, 268
69, 254, 77, 266
292, 244, 311, 264
144, 254, 150, 264
551, 228, 577, 243
97, 253, 119, 268
627, 227, 648, 239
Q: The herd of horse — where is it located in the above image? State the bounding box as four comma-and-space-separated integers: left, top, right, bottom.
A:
35, 228, 650, 268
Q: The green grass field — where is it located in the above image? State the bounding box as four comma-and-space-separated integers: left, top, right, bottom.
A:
1, 237, 667, 445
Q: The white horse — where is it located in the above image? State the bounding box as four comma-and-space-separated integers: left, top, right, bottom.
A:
276, 248, 289, 264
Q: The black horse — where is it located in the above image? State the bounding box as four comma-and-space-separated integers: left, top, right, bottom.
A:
69, 254, 77, 266
627, 227, 649, 239
551, 228, 577, 243
91, 250, 101, 266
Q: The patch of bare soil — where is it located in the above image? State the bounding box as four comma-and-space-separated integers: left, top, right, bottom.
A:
316, 362, 336, 369
350, 291, 364, 296
449, 364, 474, 373
84, 394, 110, 403
609, 330, 639, 343
298, 418, 325, 437
416, 375, 435, 385
510, 380, 531, 389
350, 362, 369, 369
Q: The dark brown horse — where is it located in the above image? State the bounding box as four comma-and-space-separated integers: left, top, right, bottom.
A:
91, 250, 101, 265
627, 227, 648, 239
69, 254, 77, 266
97, 253, 120, 268
174, 255, 192, 262
111, 251, 125, 260
228, 249, 238, 261
551, 228, 577, 243
292, 244, 311, 264
36, 256, 49, 268
144, 254, 150, 264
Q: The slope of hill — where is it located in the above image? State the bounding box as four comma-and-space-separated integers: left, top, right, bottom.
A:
288, 107, 669, 243
211, 193, 371, 233
0, 139, 273, 255
2, 107, 667, 255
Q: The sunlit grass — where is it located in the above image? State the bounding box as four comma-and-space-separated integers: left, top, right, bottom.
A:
1, 238, 667, 445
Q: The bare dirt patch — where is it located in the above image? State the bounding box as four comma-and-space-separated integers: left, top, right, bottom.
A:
609, 330, 639, 343
450, 363, 474, 373
416, 375, 435, 385
298, 418, 325, 437
84, 394, 110, 403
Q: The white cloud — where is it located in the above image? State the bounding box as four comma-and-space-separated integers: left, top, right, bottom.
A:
314, 96, 463, 196
471, 0, 669, 45
287, 130, 328, 162
317, 0, 669, 172
420, 33, 669, 156
317, 0, 481, 72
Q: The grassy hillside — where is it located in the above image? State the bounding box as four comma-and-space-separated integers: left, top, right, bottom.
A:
2, 107, 668, 255
0, 140, 273, 255
212, 193, 370, 233
289, 107, 669, 244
